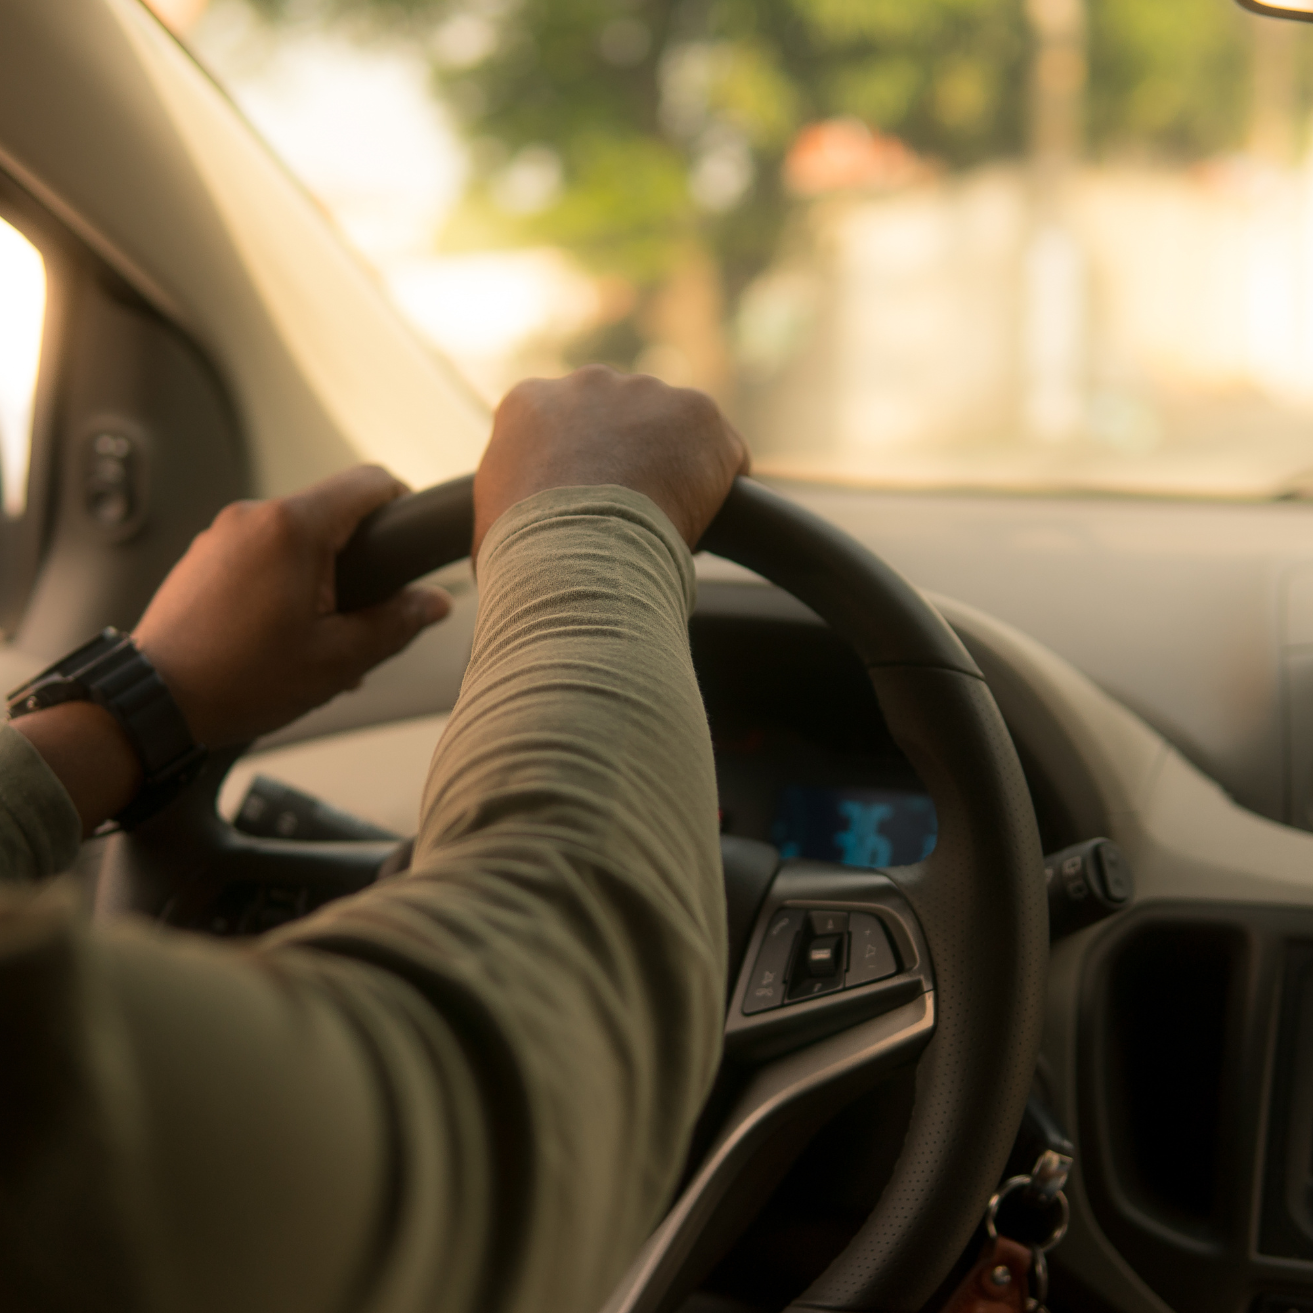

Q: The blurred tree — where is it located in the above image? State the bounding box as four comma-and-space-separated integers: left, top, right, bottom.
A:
246, 0, 1031, 387
1086, 0, 1252, 158
246, 0, 1311, 383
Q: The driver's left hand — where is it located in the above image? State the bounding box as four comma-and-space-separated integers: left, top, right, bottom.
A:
134, 464, 450, 747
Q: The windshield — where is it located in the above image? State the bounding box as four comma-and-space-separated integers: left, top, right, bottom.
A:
151, 0, 1313, 499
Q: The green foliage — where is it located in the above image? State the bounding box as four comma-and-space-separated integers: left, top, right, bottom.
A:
248, 0, 1313, 346
259, 0, 1034, 296
707, 39, 801, 148
1086, 0, 1253, 157
521, 133, 694, 282
450, 0, 1032, 300
726, 0, 1030, 163
785, 0, 1029, 158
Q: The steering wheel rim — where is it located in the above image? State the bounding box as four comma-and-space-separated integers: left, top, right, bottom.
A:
706, 481, 1047, 1309
108, 474, 1048, 1310
342, 473, 1049, 1308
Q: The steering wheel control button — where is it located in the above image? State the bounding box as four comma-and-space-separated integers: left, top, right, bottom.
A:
743, 909, 805, 1014
805, 934, 843, 977
845, 912, 898, 987
789, 973, 844, 1001
808, 910, 849, 936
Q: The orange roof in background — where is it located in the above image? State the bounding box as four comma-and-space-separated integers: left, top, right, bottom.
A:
784, 119, 928, 196
141, 0, 210, 34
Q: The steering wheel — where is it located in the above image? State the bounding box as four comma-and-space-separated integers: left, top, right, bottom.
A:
96, 475, 1047, 1312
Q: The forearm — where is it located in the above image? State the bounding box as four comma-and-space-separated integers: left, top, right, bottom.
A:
277, 486, 727, 1311
0, 488, 726, 1313
417, 484, 723, 941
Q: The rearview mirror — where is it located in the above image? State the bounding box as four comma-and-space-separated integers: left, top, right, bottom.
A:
1237, 0, 1313, 22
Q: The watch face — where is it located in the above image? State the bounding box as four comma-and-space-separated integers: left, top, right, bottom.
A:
7, 630, 125, 719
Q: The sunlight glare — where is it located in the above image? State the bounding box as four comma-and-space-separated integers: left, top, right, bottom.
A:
142, 0, 211, 33
198, 14, 464, 263
387, 251, 598, 399
0, 217, 46, 519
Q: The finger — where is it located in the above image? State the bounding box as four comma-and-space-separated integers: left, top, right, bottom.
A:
288, 464, 410, 549
321, 585, 451, 679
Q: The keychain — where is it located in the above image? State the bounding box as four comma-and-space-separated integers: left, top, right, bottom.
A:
983, 1149, 1073, 1313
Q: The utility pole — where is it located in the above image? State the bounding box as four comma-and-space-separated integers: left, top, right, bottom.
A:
1029, 0, 1086, 175
1021, 0, 1088, 444
1249, 13, 1298, 164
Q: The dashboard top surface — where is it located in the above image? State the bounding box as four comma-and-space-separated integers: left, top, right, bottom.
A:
778, 483, 1313, 828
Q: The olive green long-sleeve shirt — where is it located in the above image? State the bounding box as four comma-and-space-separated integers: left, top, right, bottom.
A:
0, 487, 727, 1313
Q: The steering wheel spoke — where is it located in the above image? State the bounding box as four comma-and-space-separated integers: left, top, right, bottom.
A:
602, 991, 936, 1313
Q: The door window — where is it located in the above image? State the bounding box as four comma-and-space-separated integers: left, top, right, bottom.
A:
0, 214, 45, 520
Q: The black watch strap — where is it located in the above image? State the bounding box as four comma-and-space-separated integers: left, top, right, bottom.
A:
6, 628, 207, 828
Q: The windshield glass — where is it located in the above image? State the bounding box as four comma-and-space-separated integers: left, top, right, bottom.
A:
152, 0, 1313, 498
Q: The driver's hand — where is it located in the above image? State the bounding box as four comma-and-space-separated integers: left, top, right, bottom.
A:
135, 465, 450, 747
473, 365, 750, 560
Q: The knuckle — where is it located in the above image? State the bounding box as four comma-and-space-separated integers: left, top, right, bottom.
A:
626, 365, 663, 388
253, 497, 305, 551
496, 378, 545, 422
676, 386, 720, 428
212, 498, 257, 530
349, 463, 401, 499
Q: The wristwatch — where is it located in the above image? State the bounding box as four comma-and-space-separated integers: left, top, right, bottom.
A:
6, 628, 208, 828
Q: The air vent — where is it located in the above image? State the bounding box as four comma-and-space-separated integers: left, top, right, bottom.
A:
1100, 923, 1240, 1234
1260, 943, 1313, 1260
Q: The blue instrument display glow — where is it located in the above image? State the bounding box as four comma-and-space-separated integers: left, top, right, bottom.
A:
770, 785, 938, 868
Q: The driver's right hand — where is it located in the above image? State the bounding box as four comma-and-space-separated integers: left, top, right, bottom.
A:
472, 364, 751, 562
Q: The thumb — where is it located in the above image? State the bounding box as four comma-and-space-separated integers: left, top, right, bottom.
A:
325, 585, 451, 678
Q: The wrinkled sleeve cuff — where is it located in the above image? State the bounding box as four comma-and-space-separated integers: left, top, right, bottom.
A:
475, 484, 697, 616
0, 723, 82, 883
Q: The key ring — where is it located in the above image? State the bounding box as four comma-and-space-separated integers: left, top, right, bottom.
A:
984, 1148, 1073, 1312
985, 1175, 1071, 1251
